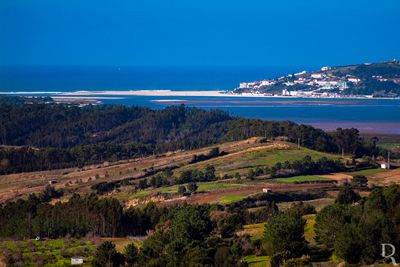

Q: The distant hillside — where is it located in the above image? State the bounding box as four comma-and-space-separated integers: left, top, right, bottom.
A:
0, 98, 391, 174
234, 60, 400, 97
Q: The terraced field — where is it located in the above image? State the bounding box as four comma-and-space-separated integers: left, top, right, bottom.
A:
0, 137, 341, 204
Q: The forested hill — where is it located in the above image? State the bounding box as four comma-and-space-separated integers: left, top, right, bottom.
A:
0, 98, 379, 174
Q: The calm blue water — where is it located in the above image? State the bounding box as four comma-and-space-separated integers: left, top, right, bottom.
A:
1, 66, 399, 133
101, 96, 400, 133
0, 65, 302, 91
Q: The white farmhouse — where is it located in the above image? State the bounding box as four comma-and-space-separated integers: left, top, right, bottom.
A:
71, 257, 84, 265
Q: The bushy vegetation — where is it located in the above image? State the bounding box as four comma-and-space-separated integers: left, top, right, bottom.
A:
263, 212, 308, 266
269, 156, 344, 178
176, 164, 217, 184
315, 184, 400, 265
0, 238, 95, 266
237, 155, 345, 182
190, 147, 226, 163
228, 190, 327, 210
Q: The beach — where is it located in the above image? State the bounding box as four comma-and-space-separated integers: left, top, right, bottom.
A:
60, 90, 229, 97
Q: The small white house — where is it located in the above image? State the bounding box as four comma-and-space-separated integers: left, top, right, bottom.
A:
71, 257, 84, 265
381, 163, 387, 169
262, 188, 271, 193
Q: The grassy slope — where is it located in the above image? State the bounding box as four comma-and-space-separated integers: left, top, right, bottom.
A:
217, 194, 248, 204
116, 180, 247, 200
277, 198, 335, 212
174, 142, 339, 177
241, 223, 265, 241
243, 255, 270, 267
114, 140, 339, 203
0, 138, 340, 204
379, 143, 400, 150
272, 175, 331, 183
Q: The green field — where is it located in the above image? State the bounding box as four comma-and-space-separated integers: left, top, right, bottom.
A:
114, 142, 340, 201
277, 198, 335, 212
175, 144, 339, 176
345, 168, 385, 177
272, 175, 331, 183
0, 239, 96, 266
241, 223, 265, 241
243, 255, 270, 267
117, 180, 247, 200
378, 143, 400, 150
217, 194, 248, 204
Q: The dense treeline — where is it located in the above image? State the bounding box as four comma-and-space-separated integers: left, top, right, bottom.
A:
315, 185, 400, 265
228, 190, 327, 210
0, 187, 319, 241
0, 142, 153, 173
244, 156, 344, 180
0, 99, 389, 174
269, 156, 344, 178
0, 192, 164, 239
4, 184, 400, 266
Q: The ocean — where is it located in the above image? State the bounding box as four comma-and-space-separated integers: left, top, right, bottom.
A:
0, 65, 301, 91
1, 66, 400, 134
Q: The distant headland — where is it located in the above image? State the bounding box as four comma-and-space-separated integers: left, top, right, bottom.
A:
232, 59, 400, 98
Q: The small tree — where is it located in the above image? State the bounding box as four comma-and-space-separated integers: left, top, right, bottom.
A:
124, 243, 138, 267
187, 182, 198, 193
205, 165, 216, 181
246, 169, 255, 180
351, 175, 368, 187
208, 147, 220, 157
263, 212, 307, 258
234, 172, 241, 181
335, 184, 361, 204
178, 185, 187, 195
137, 179, 148, 190
92, 241, 125, 267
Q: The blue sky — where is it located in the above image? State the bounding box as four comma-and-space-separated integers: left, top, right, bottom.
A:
1, 0, 399, 67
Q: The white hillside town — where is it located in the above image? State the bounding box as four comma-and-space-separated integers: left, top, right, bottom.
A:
232, 60, 400, 98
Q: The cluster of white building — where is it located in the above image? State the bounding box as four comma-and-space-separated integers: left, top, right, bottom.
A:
239, 79, 276, 89
235, 65, 376, 97
281, 89, 342, 98
283, 71, 350, 90
373, 76, 400, 84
